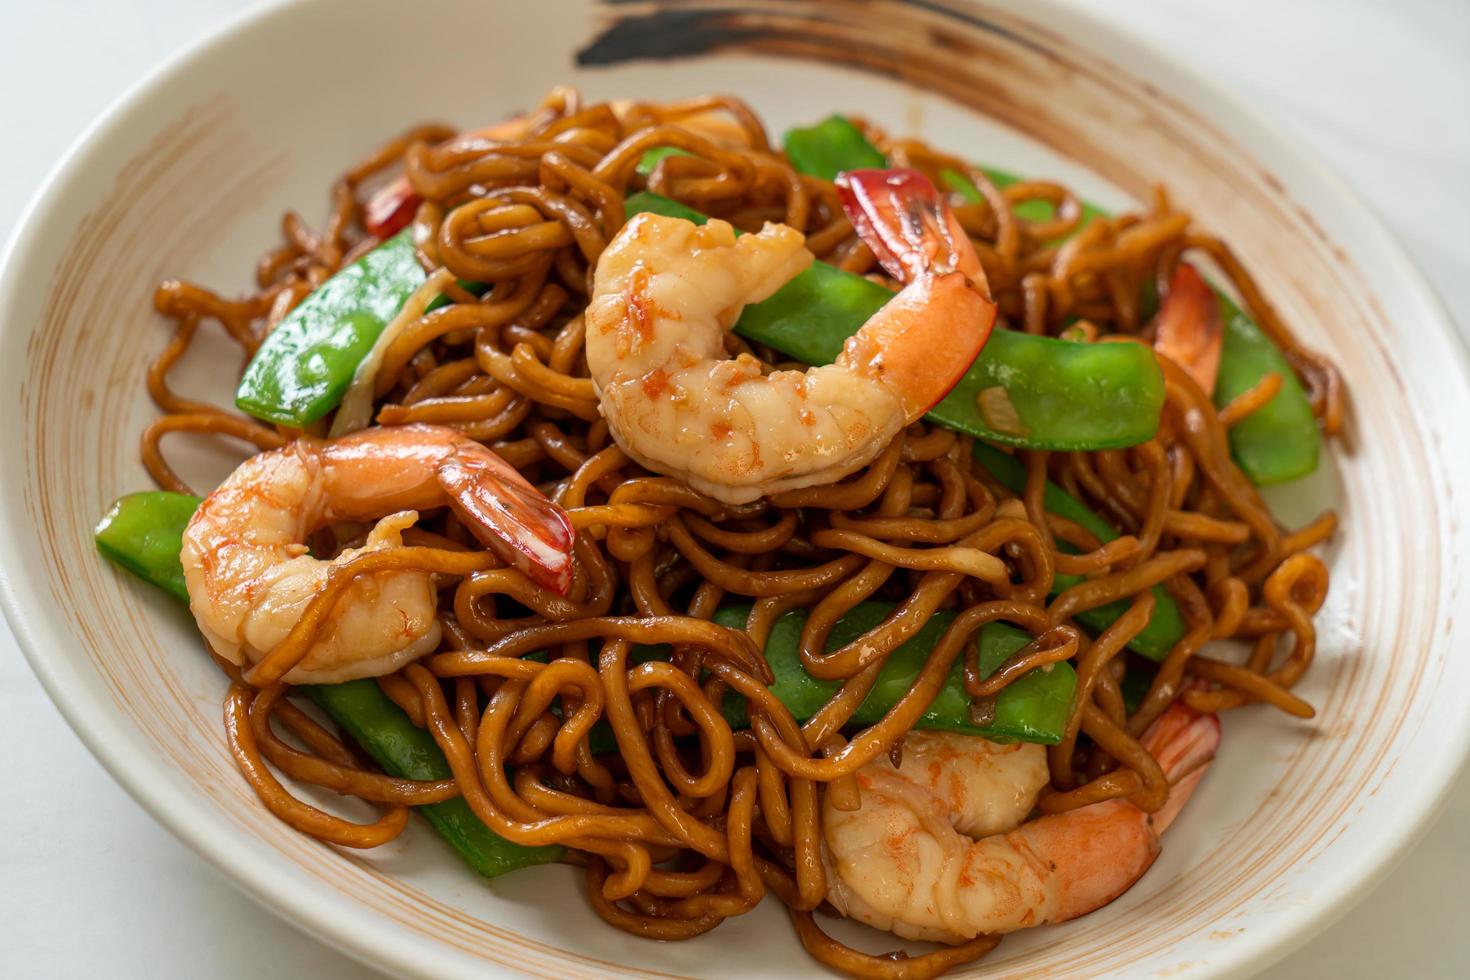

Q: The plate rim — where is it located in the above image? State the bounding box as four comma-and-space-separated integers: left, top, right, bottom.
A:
0, 1, 1467, 978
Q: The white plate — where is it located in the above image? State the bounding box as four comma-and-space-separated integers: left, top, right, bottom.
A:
2, 0, 1467, 976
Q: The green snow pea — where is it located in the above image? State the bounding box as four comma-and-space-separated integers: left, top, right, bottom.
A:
782, 114, 887, 180
939, 162, 1109, 233
786, 113, 1318, 484
303, 681, 562, 876
1213, 298, 1319, 484
971, 443, 1186, 660
94, 491, 203, 603
712, 602, 1076, 744
636, 145, 694, 176
235, 230, 427, 427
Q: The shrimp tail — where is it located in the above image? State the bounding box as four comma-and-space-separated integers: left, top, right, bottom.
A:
835, 167, 991, 294
1143, 701, 1222, 835
436, 444, 576, 595
1007, 702, 1220, 926
1012, 800, 1162, 926
835, 167, 998, 422
1153, 261, 1224, 396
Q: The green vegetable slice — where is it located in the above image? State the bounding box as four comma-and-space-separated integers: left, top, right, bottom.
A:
713, 603, 1075, 744
971, 443, 1186, 659
1214, 300, 1319, 484
783, 115, 887, 180
236, 231, 427, 427
785, 113, 1320, 484
304, 681, 562, 876
95, 491, 203, 603
944, 157, 1319, 484
636, 145, 694, 176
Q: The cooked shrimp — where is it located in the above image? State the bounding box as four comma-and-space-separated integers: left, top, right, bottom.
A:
865, 732, 1051, 838
180, 423, 574, 684
1153, 261, 1224, 395
585, 168, 995, 504
823, 702, 1220, 942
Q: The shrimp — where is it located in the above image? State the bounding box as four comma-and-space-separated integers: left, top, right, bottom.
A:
1153, 261, 1224, 395
585, 168, 995, 504
823, 702, 1221, 943
180, 423, 574, 684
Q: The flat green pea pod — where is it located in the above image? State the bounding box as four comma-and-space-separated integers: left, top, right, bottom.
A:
1213, 295, 1319, 484
939, 162, 1109, 235
783, 115, 887, 180
636, 145, 694, 176
714, 602, 1076, 744
95, 492, 202, 602
92, 490, 560, 879
624, 191, 1164, 451
971, 442, 1186, 660
304, 681, 562, 876
236, 230, 427, 427
783, 114, 1108, 231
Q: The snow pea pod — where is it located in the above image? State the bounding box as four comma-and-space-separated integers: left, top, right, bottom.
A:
939, 163, 1109, 232
624, 191, 1164, 451
971, 443, 1186, 660
782, 114, 1105, 228
783, 114, 887, 180
92, 491, 561, 878
711, 603, 1076, 744
97, 491, 1072, 760
94, 491, 202, 602
636, 145, 693, 175
1213, 297, 1319, 484
303, 681, 563, 877
236, 230, 427, 427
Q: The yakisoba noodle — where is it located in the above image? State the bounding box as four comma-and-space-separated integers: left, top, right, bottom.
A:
141, 88, 1339, 978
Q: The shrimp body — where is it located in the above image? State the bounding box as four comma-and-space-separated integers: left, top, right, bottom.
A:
181, 423, 573, 684
586, 172, 994, 504
823, 704, 1220, 943
587, 215, 899, 503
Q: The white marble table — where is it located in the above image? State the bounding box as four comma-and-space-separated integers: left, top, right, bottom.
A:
2, 1, 1466, 976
